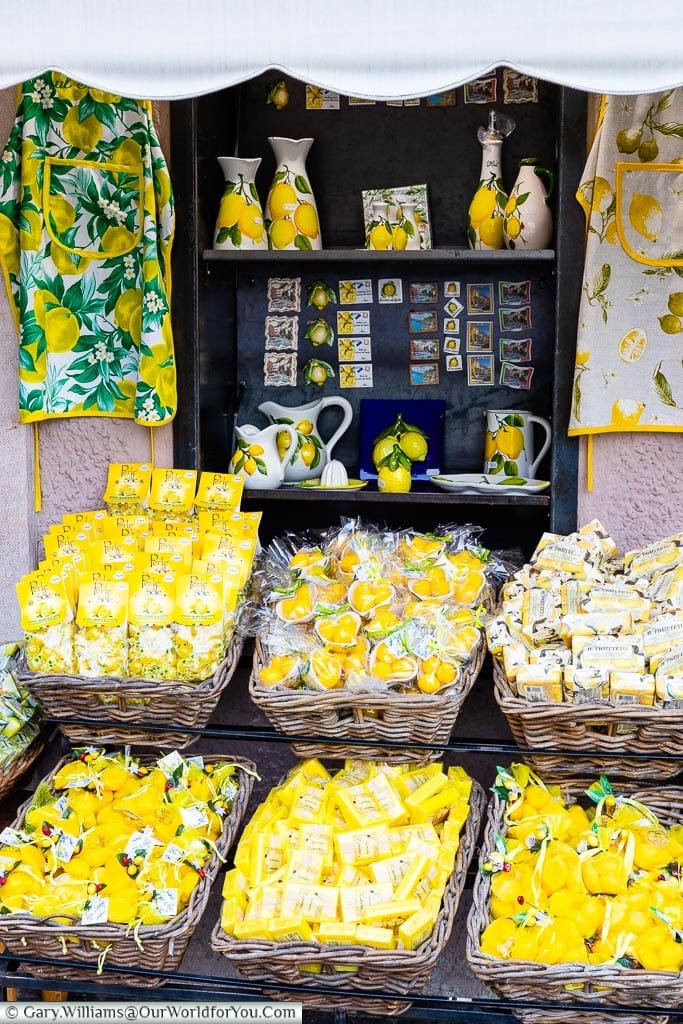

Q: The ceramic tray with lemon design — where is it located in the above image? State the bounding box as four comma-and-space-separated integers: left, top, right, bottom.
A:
249, 522, 492, 760
432, 474, 550, 495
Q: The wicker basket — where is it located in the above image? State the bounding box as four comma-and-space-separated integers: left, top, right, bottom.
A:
492, 660, 682, 780
250, 638, 486, 762
0, 735, 44, 803
466, 779, 683, 1024
210, 778, 485, 1016
0, 753, 256, 988
19, 637, 243, 749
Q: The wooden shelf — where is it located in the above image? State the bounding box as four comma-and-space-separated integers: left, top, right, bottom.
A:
242, 482, 550, 506
203, 247, 555, 263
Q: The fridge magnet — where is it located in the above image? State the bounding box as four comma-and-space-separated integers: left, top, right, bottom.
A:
403, 98, 421, 107
444, 336, 461, 353
339, 337, 372, 362
467, 283, 494, 315
304, 319, 334, 347
444, 280, 461, 297
464, 76, 497, 104
409, 282, 438, 304
444, 318, 460, 334
499, 306, 533, 332
467, 321, 493, 353
306, 85, 340, 110
386, 100, 404, 107
338, 310, 370, 335
267, 277, 301, 312
362, 185, 432, 250
378, 278, 403, 304
409, 362, 440, 386
410, 337, 439, 361
409, 310, 438, 334
426, 90, 457, 107
266, 80, 290, 111
443, 297, 464, 318
503, 70, 539, 104
446, 354, 464, 371
340, 364, 373, 388
499, 280, 531, 306
307, 281, 337, 309
265, 316, 298, 351
339, 279, 373, 304
348, 97, 376, 106
303, 358, 335, 387
500, 337, 532, 363
264, 352, 297, 387
467, 354, 494, 386
501, 362, 535, 389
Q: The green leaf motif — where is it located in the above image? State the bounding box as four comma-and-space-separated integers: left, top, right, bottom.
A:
516, 192, 530, 207
294, 175, 311, 195
654, 122, 683, 139
503, 414, 525, 427
573, 376, 582, 423
653, 361, 677, 407
503, 461, 519, 477
294, 233, 312, 251
594, 263, 611, 296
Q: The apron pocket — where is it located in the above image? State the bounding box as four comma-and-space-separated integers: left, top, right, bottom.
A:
44, 156, 143, 259
616, 161, 683, 268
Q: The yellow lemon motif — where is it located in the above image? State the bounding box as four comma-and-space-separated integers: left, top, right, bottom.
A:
20, 139, 40, 189
605, 220, 618, 245
62, 106, 103, 152
504, 196, 517, 216
44, 305, 80, 353
129, 307, 142, 346
114, 288, 142, 333
610, 398, 645, 429
669, 292, 683, 316
20, 208, 42, 251
592, 176, 613, 213
0, 212, 19, 273
294, 202, 319, 239
154, 364, 175, 407
369, 223, 392, 250
504, 215, 522, 240
49, 195, 75, 233
575, 350, 590, 366
244, 457, 257, 476
469, 187, 497, 225
89, 89, 121, 104
269, 217, 296, 249
398, 431, 428, 461
494, 423, 524, 459
34, 288, 60, 328
296, 419, 314, 435
102, 225, 136, 254
248, 444, 264, 456
659, 314, 683, 335
392, 226, 408, 250
109, 138, 142, 168
372, 435, 398, 467
238, 204, 264, 241
218, 192, 246, 228
618, 328, 647, 363
300, 440, 316, 467
269, 182, 297, 219
629, 192, 662, 242
51, 244, 89, 276
480, 216, 504, 248
378, 465, 411, 492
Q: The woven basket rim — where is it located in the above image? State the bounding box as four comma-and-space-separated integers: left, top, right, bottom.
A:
0, 735, 45, 800
0, 751, 256, 944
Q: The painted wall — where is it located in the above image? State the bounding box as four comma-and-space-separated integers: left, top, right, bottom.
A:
0, 87, 172, 635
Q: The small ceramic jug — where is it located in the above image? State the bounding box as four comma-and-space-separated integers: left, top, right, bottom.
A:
230, 423, 298, 489
265, 137, 322, 250
484, 409, 551, 479
396, 200, 421, 251
213, 157, 267, 250
258, 396, 353, 482
504, 158, 555, 250
366, 200, 394, 250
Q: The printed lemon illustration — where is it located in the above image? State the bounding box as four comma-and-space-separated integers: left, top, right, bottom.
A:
392, 225, 408, 250
44, 305, 80, 353
592, 177, 613, 212
237, 204, 264, 242
277, 431, 293, 459
399, 430, 428, 461
469, 187, 497, 225
659, 314, 683, 335
638, 138, 659, 162
49, 195, 75, 234
114, 289, 142, 335
495, 423, 524, 459
0, 212, 19, 274
109, 138, 142, 168
300, 440, 317, 467
369, 222, 392, 250
610, 398, 645, 429
294, 202, 319, 239
102, 225, 136, 254
269, 218, 296, 249
669, 293, 683, 316
504, 215, 522, 241
480, 215, 504, 248
372, 434, 398, 467
296, 419, 314, 435
618, 328, 647, 363
629, 193, 662, 243
575, 350, 590, 366
154, 363, 175, 408
269, 182, 297, 219
20, 209, 42, 251
62, 106, 103, 152
51, 244, 89, 276
616, 128, 642, 154
34, 288, 60, 328
267, 80, 290, 110
381, 281, 397, 298
218, 192, 246, 228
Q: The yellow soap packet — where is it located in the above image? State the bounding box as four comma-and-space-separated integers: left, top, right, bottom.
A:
17, 571, 75, 673
195, 472, 244, 511
335, 826, 392, 866
582, 584, 651, 621
269, 917, 315, 944
339, 884, 393, 924
335, 785, 386, 829
563, 666, 608, 704
643, 614, 683, 664
655, 674, 683, 708
144, 535, 193, 570
608, 672, 655, 706
75, 578, 128, 677
573, 637, 645, 672
398, 908, 437, 950
625, 536, 683, 580
521, 588, 560, 628
128, 572, 177, 681
515, 666, 563, 703
41, 556, 79, 608
103, 462, 152, 508
102, 513, 149, 543
316, 921, 358, 945
531, 536, 596, 579
173, 572, 225, 681
281, 883, 338, 922
201, 533, 257, 588
148, 468, 198, 515
560, 611, 633, 643
654, 646, 683, 679
61, 510, 100, 538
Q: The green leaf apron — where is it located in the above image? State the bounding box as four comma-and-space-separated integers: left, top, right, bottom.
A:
0, 73, 176, 429
569, 90, 683, 440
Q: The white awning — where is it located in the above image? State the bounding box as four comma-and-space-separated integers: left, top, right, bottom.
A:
1, 0, 682, 100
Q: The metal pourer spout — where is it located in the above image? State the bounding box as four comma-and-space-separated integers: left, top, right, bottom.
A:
477, 110, 516, 144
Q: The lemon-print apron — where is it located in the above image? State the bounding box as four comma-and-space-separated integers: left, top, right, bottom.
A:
569, 90, 683, 446
0, 73, 176, 432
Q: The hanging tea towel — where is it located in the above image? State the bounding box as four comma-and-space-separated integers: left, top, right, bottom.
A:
0, 73, 176, 430
569, 90, 683, 445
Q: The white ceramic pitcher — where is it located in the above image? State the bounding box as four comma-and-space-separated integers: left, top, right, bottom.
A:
230, 423, 297, 489
213, 157, 267, 251
258, 397, 353, 482
265, 137, 322, 250
503, 158, 555, 250
484, 409, 551, 479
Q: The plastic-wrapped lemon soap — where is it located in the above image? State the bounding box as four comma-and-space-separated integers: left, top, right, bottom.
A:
174, 573, 224, 680
75, 578, 128, 677
128, 572, 177, 680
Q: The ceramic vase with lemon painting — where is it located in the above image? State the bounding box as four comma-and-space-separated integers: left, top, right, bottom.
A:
467, 111, 515, 251
503, 158, 555, 250
265, 138, 322, 250
214, 157, 267, 250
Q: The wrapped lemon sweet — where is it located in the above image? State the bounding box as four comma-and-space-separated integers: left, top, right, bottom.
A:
220, 758, 472, 950
0, 748, 245, 926
479, 763, 683, 971
16, 571, 75, 674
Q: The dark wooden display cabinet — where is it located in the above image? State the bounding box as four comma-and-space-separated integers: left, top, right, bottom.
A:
170, 73, 586, 553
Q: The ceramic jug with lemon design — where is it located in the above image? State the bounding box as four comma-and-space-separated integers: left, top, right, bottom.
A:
503, 158, 555, 250
484, 409, 551, 481
230, 423, 297, 490
258, 397, 353, 482
213, 157, 267, 250
265, 138, 322, 250
467, 111, 515, 251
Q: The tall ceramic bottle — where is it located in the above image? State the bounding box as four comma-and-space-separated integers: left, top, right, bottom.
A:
265, 137, 322, 250
504, 157, 555, 250
213, 157, 267, 250
467, 111, 515, 250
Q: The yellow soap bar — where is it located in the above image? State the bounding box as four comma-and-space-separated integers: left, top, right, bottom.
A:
233, 918, 271, 941
339, 883, 393, 923
220, 898, 243, 936
335, 826, 392, 865
289, 785, 327, 826
404, 772, 448, 810
397, 908, 436, 951
335, 785, 385, 829
364, 773, 409, 825
609, 672, 655, 706
269, 917, 315, 943
368, 853, 413, 887
316, 921, 358, 945
394, 764, 443, 800
355, 925, 396, 950
285, 850, 324, 886
410, 783, 460, 824
361, 898, 421, 926
281, 883, 338, 922
395, 855, 431, 902
297, 823, 334, 870
515, 666, 563, 703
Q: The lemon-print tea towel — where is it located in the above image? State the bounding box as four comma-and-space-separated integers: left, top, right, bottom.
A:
0, 73, 176, 425
569, 90, 683, 436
